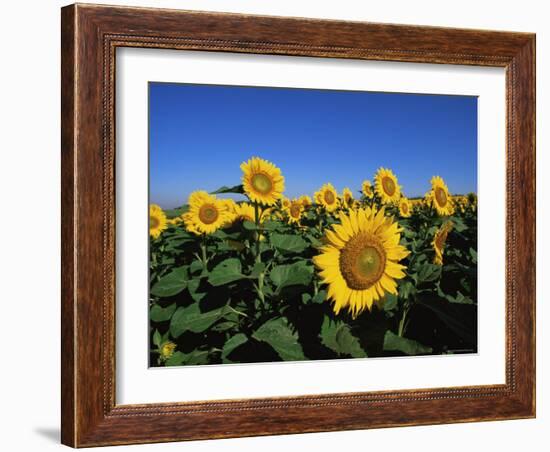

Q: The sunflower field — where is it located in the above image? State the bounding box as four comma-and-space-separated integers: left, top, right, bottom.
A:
149, 157, 478, 366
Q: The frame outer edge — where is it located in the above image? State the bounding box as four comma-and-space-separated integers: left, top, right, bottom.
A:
61, 3, 77, 448
60, 3, 536, 447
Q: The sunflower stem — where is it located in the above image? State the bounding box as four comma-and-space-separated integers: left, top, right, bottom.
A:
252, 201, 267, 306
398, 303, 410, 337
200, 236, 208, 270
254, 202, 261, 263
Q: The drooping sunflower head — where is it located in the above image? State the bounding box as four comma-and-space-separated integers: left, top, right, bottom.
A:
429, 176, 454, 216
342, 187, 354, 208
184, 191, 232, 235
362, 180, 374, 198
433, 221, 454, 265
149, 204, 167, 239
181, 212, 201, 235
374, 168, 401, 204
234, 202, 255, 223
287, 199, 304, 224
398, 197, 412, 218
240, 157, 285, 206
299, 195, 313, 208
166, 216, 182, 226
315, 183, 339, 212
313, 207, 410, 318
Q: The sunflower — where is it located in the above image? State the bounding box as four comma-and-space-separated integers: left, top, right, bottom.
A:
315, 183, 339, 212
287, 199, 304, 224
362, 180, 374, 198
166, 217, 182, 226
433, 221, 454, 265
234, 202, 271, 224
299, 195, 313, 208
428, 176, 454, 216
182, 212, 201, 235
183, 191, 231, 235
342, 187, 354, 208
241, 157, 285, 206
374, 168, 401, 204
149, 204, 167, 239
398, 197, 412, 218
280, 196, 291, 212
313, 207, 409, 318
160, 341, 176, 360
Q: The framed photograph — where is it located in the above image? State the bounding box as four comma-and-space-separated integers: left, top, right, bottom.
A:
61, 3, 535, 447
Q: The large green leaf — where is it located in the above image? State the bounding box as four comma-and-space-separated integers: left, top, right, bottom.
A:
416, 263, 442, 283
320, 317, 367, 358
170, 303, 227, 337
150, 266, 189, 297
252, 317, 305, 361
269, 261, 313, 291
208, 258, 245, 286
149, 303, 177, 322
419, 299, 476, 343
270, 233, 307, 253
221, 333, 248, 363
383, 331, 432, 355
165, 349, 209, 366
210, 184, 244, 194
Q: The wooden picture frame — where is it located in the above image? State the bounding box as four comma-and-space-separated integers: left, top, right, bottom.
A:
61, 3, 535, 447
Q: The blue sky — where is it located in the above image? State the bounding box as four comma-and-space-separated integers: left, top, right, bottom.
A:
149, 82, 477, 209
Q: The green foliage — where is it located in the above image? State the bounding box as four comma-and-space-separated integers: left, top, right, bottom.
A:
321, 317, 367, 358
252, 317, 305, 361
150, 266, 189, 297
149, 183, 477, 367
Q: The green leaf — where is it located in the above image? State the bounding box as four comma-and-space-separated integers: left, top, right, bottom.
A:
469, 247, 478, 263
383, 293, 398, 311
221, 334, 248, 363
398, 281, 415, 300
170, 303, 227, 337
321, 317, 367, 358
151, 266, 189, 297
419, 299, 476, 343
252, 317, 305, 361
152, 330, 162, 346
210, 184, 244, 194
250, 262, 266, 278
270, 262, 313, 292
383, 331, 432, 355
189, 260, 204, 275
312, 290, 327, 304
242, 220, 257, 231
416, 263, 442, 283
187, 278, 206, 302
208, 258, 245, 286
212, 321, 237, 332
165, 349, 209, 366
270, 233, 307, 253
150, 303, 177, 322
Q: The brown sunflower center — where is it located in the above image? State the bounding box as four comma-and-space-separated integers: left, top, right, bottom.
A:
289, 203, 302, 218
324, 190, 336, 205
251, 173, 273, 194
401, 202, 409, 214
435, 187, 448, 207
339, 233, 386, 290
150, 216, 160, 229
198, 204, 219, 224
382, 176, 396, 196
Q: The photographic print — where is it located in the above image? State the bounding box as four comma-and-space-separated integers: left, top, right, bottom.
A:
148, 83, 478, 367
